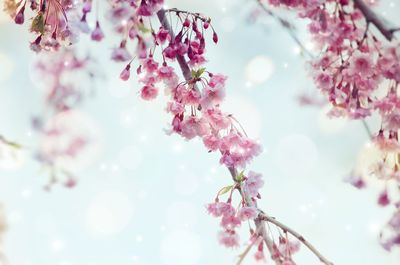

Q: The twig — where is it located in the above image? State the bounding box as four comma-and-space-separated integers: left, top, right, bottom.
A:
259, 214, 334, 265
165, 8, 211, 23
353, 0, 394, 41
237, 235, 262, 265
361, 120, 373, 139
255, 0, 314, 58
0, 135, 22, 149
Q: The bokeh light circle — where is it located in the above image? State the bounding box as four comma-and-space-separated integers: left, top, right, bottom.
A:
85, 191, 134, 237
275, 134, 318, 177
245, 56, 275, 85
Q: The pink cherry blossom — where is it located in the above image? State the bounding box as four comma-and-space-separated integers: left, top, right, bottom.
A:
111, 46, 131, 62
218, 230, 240, 248
91, 22, 104, 41
220, 214, 241, 229
238, 206, 258, 221
140, 85, 158, 100
204, 109, 231, 130
203, 134, 221, 151
180, 116, 210, 140
282, 260, 294, 265
120, 65, 131, 81
166, 102, 184, 115
378, 190, 390, 207
254, 249, 265, 261
244, 171, 264, 197
348, 50, 375, 77
206, 202, 235, 218
156, 27, 171, 44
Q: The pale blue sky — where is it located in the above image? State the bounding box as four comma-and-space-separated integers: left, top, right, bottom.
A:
0, 0, 399, 264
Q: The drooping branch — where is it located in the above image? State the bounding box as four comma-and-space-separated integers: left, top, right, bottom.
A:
156, 6, 334, 265
230, 167, 284, 265
352, 0, 395, 41
156, 7, 284, 265
235, 168, 334, 265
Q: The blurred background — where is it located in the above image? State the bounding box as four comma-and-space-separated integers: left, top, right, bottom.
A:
0, 0, 400, 264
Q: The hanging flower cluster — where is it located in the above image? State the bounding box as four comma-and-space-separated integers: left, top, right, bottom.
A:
113, 7, 329, 264
260, 0, 400, 250
207, 171, 300, 262
3, 0, 334, 264
4, 0, 84, 51
31, 48, 97, 189
109, 6, 262, 170
380, 209, 400, 251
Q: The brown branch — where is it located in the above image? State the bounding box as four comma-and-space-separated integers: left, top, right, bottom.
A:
259, 214, 334, 265
165, 8, 211, 23
352, 0, 394, 41
361, 120, 373, 139
156, 6, 333, 265
156, 9, 193, 81
231, 167, 284, 265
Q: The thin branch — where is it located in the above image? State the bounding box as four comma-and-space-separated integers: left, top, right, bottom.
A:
255, 0, 314, 58
237, 236, 262, 265
0, 135, 23, 149
260, 214, 334, 265
352, 0, 394, 41
165, 8, 211, 23
232, 167, 283, 265
361, 120, 373, 139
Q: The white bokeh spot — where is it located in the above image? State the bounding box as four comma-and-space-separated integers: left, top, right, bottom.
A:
245, 56, 275, 85
85, 191, 134, 237
275, 134, 318, 177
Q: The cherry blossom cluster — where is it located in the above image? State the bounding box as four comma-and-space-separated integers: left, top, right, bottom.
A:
261, 0, 400, 250
108, 5, 263, 170
207, 171, 300, 263
105, 4, 321, 263
380, 209, 400, 251
31, 48, 96, 189
4, 0, 84, 51
3, 1, 334, 264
